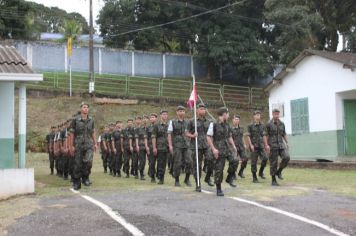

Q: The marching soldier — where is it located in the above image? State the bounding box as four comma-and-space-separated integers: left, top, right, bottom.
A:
60, 121, 70, 180
54, 125, 62, 177
152, 109, 169, 184
100, 126, 109, 173
123, 119, 134, 178
69, 102, 97, 190
231, 115, 248, 179
264, 108, 290, 186
246, 110, 268, 183
112, 121, 124, 177
185, 104, 214, 192
147, 113, 158, 182
207, 107, 238, 196
107, 123, 115, 175
131, 117, 141, 179
136, 116, 148, 180
45, 126, 56, 175
168, 106, 192, 187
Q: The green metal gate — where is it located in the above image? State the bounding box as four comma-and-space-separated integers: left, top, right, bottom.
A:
344, 100, 356, 155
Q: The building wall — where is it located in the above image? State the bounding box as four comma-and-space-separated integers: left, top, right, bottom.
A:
268, 55, 356, 160
269, 55, 356, 133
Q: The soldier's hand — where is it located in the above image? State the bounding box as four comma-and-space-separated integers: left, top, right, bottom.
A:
136, 146, 140, 153
94, 144, 97, 152
192, 132, 198, 138
250, 145, 255, 152
153, 148, 158, 156
265, 145, 271, 154
212, 148, 219, 159
130, 146, 134, 153
113, 148, 117, 154
169, 145, 173, 155
146, 147, 150, 155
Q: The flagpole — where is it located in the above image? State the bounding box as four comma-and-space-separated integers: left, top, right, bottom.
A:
193, 75, 200, 188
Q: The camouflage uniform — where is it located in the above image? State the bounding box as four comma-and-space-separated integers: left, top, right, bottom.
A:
136, 125, 148, 179
60, 128, 70, 179
152, 121, 169, 182
100, 133, 109, 173
106, 131, 114, 174
46, 131, 55, 174
54, 130, 62, 176
131, 127, 139, 177
112, 129, 123, 177
70, 116, 95, 184
186, 117, 213, 185
247, 122, 268, 177
231, 125, 248, 177
122, 127, 134, 177
169, 119, 192, 179
208, 121, 238, 185
265, 119, 290, 176
147, 123, 156, 180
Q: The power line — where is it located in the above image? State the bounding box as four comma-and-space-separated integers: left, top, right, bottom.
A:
108, 0, 247, 37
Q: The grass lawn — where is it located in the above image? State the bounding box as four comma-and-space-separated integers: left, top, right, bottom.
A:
29, 152, 356, 200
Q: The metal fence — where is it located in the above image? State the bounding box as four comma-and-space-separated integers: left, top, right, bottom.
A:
27, 71, 268, 108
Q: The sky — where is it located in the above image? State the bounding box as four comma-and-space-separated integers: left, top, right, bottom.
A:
26, 0, 104, 29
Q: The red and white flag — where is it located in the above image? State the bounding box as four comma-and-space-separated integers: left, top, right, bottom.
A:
187, 82, 197, 109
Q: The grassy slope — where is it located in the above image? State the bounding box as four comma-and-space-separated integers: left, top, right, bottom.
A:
24, 95, 263, 151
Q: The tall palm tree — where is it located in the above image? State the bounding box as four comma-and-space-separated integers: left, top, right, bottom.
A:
60, 19, 82, 43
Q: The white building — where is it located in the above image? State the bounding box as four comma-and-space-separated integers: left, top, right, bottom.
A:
265, 49, 356, 161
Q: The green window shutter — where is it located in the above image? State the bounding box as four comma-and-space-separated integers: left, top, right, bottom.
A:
291, 98, 309, 135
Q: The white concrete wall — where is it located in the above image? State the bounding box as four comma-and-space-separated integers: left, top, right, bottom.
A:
269, 55, 356, 134
0, 168, 34, 199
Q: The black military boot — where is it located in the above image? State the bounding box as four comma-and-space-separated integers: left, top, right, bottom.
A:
73, 179, 81, 190
125, 173, 130, 178
117, 170, 121, 178
63, 174, 69, 180
184, 174, 192, 187
238, 168, 245, 178
175, 176, 181, 187
226, 174, 237, 188
258, 167, 266, 179
113, 171, 117, 177
104, 167, 107, 173
216, 183, 224, 197
82, 177, 90, 187
158, 177, 164, 185
140, 171, 145, 180
151, 176, 156, 183
272, 175, 279, 186
252, 172, 259, 183
204, 177, 214, 187
276, 168, 284, 180
135, 170, 139, 179
50, 168, 54, 175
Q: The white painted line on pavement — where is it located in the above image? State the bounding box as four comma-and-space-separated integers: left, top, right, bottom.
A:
201, 190, 348, 236
70, 188, 144, 236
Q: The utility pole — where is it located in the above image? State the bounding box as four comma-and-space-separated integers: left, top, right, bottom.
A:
89, 0, 95, 93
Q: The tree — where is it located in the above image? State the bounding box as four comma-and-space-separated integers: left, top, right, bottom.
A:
264, 0, 324, 64
59, 20, 82, 43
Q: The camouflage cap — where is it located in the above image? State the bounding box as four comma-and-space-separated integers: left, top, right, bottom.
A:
160, 109, 168, 114
176, 105, 186, 111
217, 107, 229, 116
253, 110, 261, 115
80, 102, 89, 108
272, 108, 280, 113
197, 103, 206, 109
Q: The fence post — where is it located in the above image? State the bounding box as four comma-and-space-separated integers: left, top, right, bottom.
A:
126, 76, 130, 96
159, 78, 162, 97
249, 87, 253, 106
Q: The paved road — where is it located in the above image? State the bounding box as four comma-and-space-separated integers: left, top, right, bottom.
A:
7, 188, 356, 236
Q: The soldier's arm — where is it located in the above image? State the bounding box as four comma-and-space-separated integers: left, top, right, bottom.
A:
111, 139, 116, 153
92, 131, 97, 151
228, 137, 237, 151
151, 125, 158, 155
